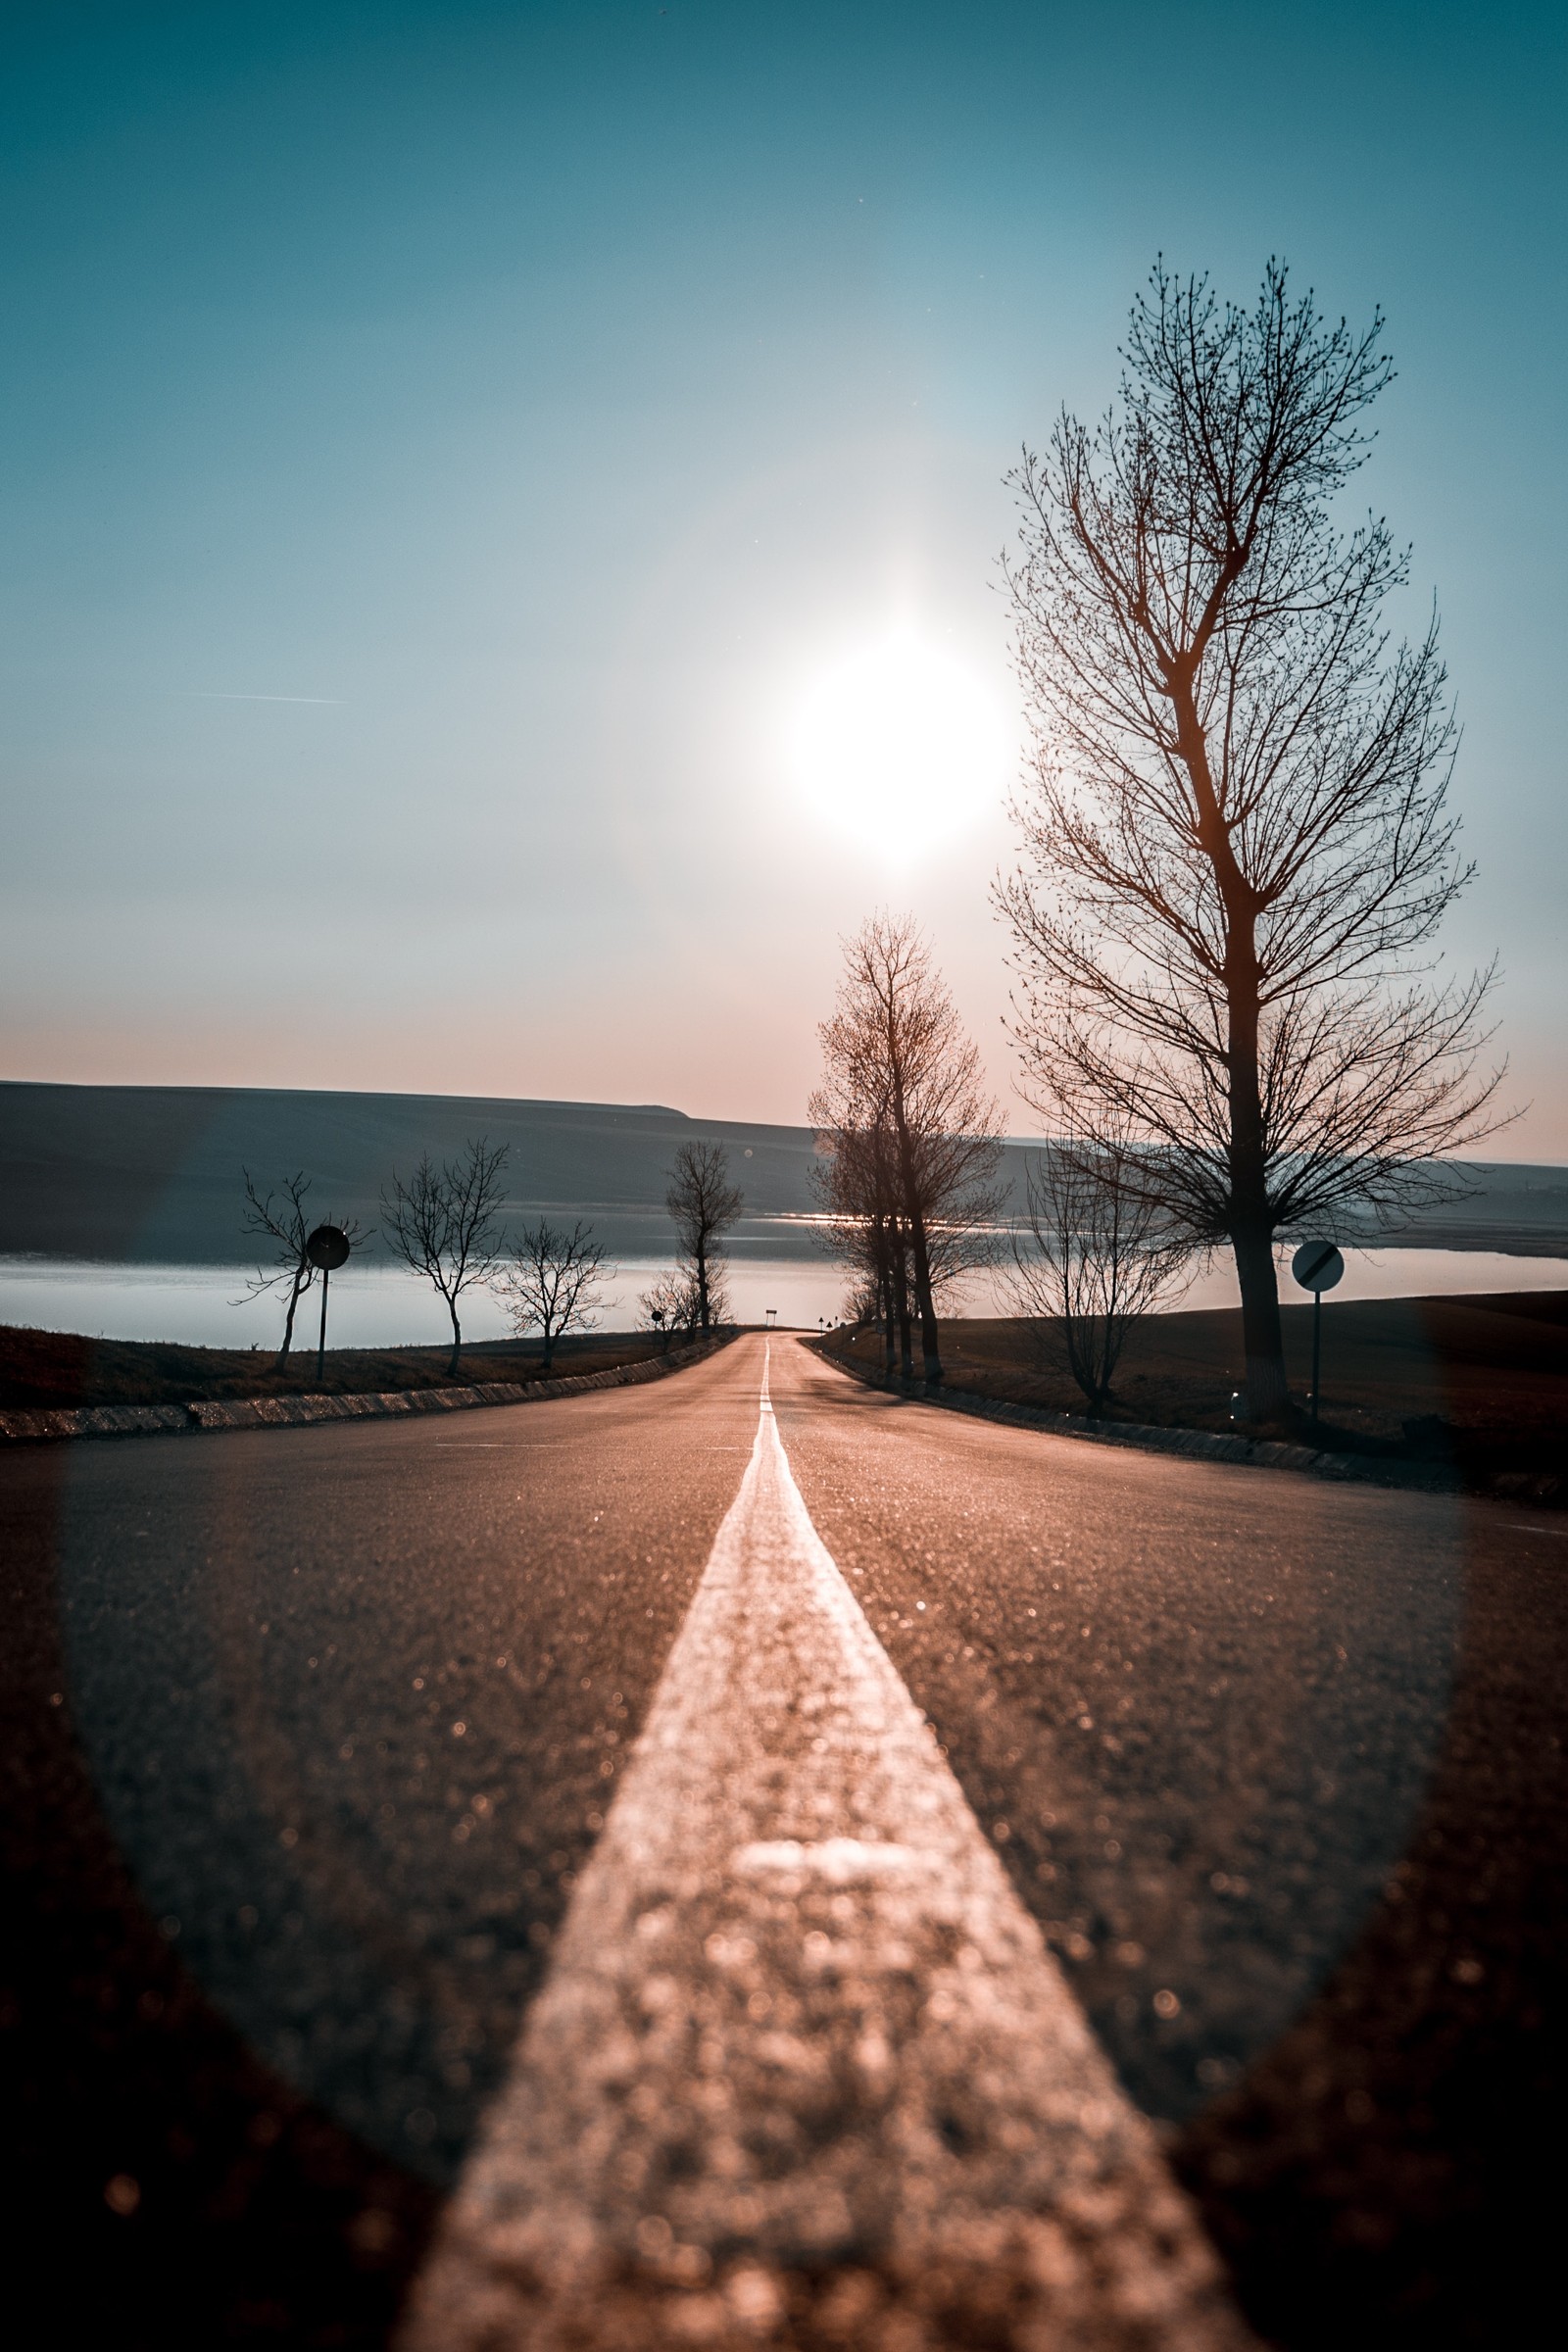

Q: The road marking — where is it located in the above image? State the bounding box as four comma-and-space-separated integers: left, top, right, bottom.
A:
400, 1340, 1253, 2349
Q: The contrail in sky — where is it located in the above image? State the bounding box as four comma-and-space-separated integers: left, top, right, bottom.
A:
187, 691, 342, 705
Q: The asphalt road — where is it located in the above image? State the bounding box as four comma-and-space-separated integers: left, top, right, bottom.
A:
3, 1334, 1564, 2348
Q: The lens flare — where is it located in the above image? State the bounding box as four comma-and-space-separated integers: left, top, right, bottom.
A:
791, 630, 1007, 859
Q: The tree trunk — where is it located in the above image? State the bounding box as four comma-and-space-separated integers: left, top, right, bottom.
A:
447, 1302, 463, 1380
890, 1231, 914, 1380
907, 1209, 942, 1384
890, 1102, 942, 1384
1225, 961, 1290, 1419
275, 1262, 308, 1369
541, 1327, 555, 1373
696, 1237, 710, 1335
1232, 1218, 1289, 1421
1063, 1310, 1099, 1415
1171, 674, 1292, 1422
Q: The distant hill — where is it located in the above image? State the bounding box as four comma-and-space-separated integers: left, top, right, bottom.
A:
1, 1082, 1564, 1266
0, 1083, 826, 1265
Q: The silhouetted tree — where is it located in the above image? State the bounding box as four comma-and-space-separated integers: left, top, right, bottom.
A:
1000, 260, 1505, 1419
1010, 1132, 1189, 1415
493, 1219, 610, 1373
811, 914, 1004, 1383
809, 1112, 907, 1374
664, 1142, 743, 1336
640, 1266, 704, 1348
381, 1137, 509, 1377
238, 1170, 367, 1368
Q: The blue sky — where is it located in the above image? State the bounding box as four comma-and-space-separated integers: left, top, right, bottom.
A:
3, 1, 1564, 1148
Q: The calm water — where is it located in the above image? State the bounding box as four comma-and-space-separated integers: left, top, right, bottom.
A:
0, 1254, 850, 1349
1, 1248, 1565, 1350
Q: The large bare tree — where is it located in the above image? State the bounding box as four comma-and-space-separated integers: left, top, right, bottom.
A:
810, 915, 1004, 1384
999, 261, 1504, 1418
492, 1219, 611, 1373
238, 1170, 367, 1368
664, 1142, 743, 1336
381, 1137, 510, 1377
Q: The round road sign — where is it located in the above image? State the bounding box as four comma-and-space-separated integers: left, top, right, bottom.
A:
306, 1223, 351, 1272
1291, 1240, 1344, 1294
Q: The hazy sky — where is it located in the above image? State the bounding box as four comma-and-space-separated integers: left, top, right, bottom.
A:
3, 1, 1564, 1149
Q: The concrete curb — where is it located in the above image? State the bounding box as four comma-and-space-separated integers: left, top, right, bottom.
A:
0, 1337, 736, 1446
812, 1345, 1470, 1499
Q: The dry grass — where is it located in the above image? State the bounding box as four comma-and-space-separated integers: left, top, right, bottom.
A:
0, 1325, 675, 1412
824, 1292, 1568, 1493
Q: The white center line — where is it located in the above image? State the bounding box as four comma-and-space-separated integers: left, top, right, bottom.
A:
401, 1340, 1253, 2349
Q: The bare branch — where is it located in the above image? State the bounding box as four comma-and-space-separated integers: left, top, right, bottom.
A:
237, 1168, 368, 1367
1010, 1134, 1191, 1413
640, 1265, 707, 1348
492, 1219, 612, 1374
811, 915, 1006, 1381
381, 1137, 510, 1378
665, 1143, 744, 1336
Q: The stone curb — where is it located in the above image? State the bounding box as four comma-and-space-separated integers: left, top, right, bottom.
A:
0, 1337, 735, 1446
811, 1345, 1470, 1499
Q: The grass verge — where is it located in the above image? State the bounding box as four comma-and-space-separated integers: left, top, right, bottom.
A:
818, 1291, 1568, 1503
0, 1326, 693, 1413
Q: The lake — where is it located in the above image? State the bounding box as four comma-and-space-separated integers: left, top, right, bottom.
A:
2, 1247, 1565, 1350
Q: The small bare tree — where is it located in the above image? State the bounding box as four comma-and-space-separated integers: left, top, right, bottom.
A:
238, 1170, 367, 1368
381, 1137, 510, 1378
664, 1143, 743, 1335
640, 1266, 703, 1348
1000, 260, 1505, 1419
811, 914, 1004, 1383
493, 1220, 611, 1373
1011, 1136, 1189, 1415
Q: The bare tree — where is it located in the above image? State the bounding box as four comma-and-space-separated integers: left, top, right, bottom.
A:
999, 260, 1506, 1420
664, 1143, 743, 1335
492, 1219, 611, 1373
1011, 1135, 1190, 1415
381, 1137, 510, 1378
810, 914, 1004, 1383
238, 1170, 367, 1368
808, 1106, 965, 1381
640, 1265, 704, 1348
809, 1114, 907, 1374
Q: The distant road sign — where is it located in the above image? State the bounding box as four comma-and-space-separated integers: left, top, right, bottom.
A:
1292, 1241, 1344, 1295
306, 1224, 351, 1272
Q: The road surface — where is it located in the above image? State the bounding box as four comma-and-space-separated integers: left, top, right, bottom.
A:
2, 1335, 1564, 2348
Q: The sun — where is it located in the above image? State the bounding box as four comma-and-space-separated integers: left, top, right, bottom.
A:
790, 628, 1008, 860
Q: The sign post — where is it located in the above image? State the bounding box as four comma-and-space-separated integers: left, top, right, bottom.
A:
1290, 1241, 1345, 1425
306, 1225, 352, 1381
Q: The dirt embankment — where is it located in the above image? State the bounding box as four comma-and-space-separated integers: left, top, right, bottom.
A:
0, 1327, 685, 1413
822, 1292, 1568, 1502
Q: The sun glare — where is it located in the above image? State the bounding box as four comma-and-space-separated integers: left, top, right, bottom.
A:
790, 629, 1008, 860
